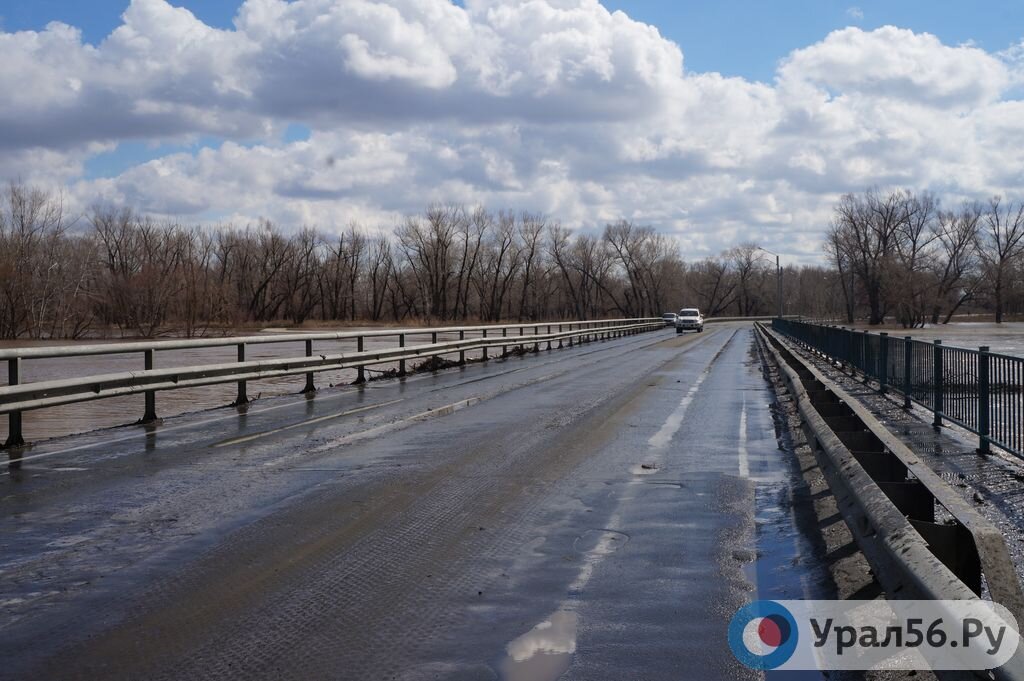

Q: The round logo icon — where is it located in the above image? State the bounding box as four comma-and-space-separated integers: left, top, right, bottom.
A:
728, 600, 799, 670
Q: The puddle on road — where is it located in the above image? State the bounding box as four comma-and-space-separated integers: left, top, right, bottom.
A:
742, 482, 830, 680
744, 484, 824, 602
498, 529, 628, 681
499, 610, 578, 681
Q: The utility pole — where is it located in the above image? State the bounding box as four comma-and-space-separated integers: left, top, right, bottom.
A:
756, 247, 783, 318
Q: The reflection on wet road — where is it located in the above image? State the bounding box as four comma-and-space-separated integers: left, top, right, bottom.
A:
0, 324, 830, 680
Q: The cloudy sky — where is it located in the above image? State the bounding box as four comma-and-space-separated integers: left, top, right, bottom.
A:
2, 0, 1023, 262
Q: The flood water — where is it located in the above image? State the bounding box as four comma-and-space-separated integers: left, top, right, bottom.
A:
0, 328, 543, 443
850, 321, 1024, 358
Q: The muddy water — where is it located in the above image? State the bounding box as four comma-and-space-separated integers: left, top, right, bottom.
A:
851, 322, 1024, 357
0, 329, 514, 443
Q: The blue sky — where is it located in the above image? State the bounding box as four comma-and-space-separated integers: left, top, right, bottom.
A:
1, 1, 1023, 260
610, 0, 1023, 79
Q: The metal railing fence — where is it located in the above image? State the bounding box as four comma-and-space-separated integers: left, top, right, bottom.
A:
1, 318, 664, 452
772, 318, 1024, 459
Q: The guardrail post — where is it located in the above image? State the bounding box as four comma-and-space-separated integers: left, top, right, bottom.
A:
399, 334, 407, 376
234, 343, 248, 405
846, 328, 858, 366
142, 349, 158, 422
861, 330, 870, 382
482, 329, 488, 360
502, 327, 508, 355
568, 324, 573, 347
459, 330, 466, 365
356, 336, 366, 384
840, 326, 850, 370
303, 339, 315, 393
519, 326, 524, 352
933, 340, 943, 428
836, 327, 846, 371
533, 327, 540, 353
5, 358, 24, 450
878, 332, 888, 394
547, 325, 552, 350
903, 336, 913, 409
978, 346, 991, 454
558, 324, 564, 348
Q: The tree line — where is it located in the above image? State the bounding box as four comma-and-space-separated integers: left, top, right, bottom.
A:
0, 182, 843, 339
827, 187, 1024, 327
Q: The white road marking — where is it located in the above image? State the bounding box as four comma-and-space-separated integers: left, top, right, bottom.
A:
646, 370, 709, 452
738, 396, 749, 478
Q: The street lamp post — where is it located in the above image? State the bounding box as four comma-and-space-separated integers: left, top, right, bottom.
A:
756, 247, 783, 319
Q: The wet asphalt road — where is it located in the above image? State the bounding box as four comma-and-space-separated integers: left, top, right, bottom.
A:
0, 323, 826, 680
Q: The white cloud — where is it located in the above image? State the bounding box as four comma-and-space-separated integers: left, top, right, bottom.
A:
846, 7, 864, 21
777, 26, 1009, 107
1, 1, 1024, 261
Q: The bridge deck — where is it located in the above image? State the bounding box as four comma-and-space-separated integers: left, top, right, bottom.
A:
0, 323, 829, 680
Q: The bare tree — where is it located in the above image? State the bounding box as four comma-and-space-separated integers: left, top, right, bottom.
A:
891, 192, 938, 328
365, 235, 393, 321
977, 197, 1024, 323
687, 258, 736, 317
929, 202, 981, 324
0, 183, 76, 338
825, 224, 856, 323
830, 188, 913, 324
727, 244, 770, 317
516, 212, 546, 321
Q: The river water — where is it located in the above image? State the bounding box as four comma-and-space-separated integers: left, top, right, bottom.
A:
0, 328, 518, 444
846, 321, 1024, 357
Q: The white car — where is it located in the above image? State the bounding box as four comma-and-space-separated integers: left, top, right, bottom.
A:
675, 308, 704, 333
661, 312, 677, 326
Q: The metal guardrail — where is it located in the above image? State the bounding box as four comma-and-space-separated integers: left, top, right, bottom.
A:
757, 323, 1024, 680
773, 318, 1024, 459
1, 318, 664, 456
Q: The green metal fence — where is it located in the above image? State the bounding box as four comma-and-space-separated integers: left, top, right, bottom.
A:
771, 318, 1024, 459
